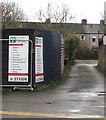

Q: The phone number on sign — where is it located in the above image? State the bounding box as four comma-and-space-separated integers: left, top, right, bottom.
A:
9, 77, 28, 82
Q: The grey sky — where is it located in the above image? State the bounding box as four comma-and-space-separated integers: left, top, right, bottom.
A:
3, 0, 106, 24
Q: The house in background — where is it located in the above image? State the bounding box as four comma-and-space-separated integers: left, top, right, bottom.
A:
20, 19, 104, 49
74, 19, 104, 50
6, 19, 104, 50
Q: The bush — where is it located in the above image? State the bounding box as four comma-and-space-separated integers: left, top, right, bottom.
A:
74, 42, 98, 60
63, 32, 79, 64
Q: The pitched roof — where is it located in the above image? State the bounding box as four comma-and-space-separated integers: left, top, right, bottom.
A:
83, 24, 104, 34
57, 23, 104, 34
42, 23, 104, 34
20, 22, 105, 34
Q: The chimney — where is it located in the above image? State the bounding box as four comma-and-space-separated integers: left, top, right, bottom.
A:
45, 18, 51, 24
82, 19, 87, 25
100, 20, 104, 25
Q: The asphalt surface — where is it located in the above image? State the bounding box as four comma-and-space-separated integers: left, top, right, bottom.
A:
1, 60, 105, 119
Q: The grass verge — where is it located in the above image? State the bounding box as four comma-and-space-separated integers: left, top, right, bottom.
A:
36, 65, 71, 91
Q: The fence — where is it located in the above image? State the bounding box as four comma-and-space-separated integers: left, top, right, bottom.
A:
1, 29, 64, 89
0, 38, 33, 88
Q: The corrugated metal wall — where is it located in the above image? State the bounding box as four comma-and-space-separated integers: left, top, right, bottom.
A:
42, 30, 61, 84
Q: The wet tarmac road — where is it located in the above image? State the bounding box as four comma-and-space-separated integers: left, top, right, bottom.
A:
1, 60, 105, 119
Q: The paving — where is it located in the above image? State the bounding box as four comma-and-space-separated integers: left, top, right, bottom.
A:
1, 60, 105, 119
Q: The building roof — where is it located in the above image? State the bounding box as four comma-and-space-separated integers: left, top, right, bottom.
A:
83, 24, 104, 34
17, 22, 105, 34
51, 23, 104, 34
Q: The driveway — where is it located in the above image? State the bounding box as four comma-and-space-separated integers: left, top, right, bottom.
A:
1, 60, 105, 119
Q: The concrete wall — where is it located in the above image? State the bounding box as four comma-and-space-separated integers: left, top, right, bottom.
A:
104, 1, 106, 24
104, 46, 106, 74
98, 44, 104, 71
98, 43, 106, 75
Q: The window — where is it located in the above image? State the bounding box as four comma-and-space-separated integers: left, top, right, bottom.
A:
81, 35, 85, 40
92, 38, 96, 42
92, 36, 96, 42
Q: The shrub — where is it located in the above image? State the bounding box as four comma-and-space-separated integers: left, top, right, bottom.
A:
63, 32, 79, 64
74, 42, 98, 60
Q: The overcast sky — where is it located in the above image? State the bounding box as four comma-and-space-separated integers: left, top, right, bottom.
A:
3, 0, 106, 24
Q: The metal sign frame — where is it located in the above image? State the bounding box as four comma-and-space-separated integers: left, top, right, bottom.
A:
0, 39, 33, 88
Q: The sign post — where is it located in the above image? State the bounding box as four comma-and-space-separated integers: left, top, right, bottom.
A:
35, 37, 44, 83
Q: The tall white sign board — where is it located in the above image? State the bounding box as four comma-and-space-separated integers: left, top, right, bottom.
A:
8, 36, 29, 82
35, 37, 44, 83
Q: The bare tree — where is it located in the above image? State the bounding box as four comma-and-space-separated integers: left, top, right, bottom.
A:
35, 3, 75, 23
46, 2, 53, 19
52, 5, 61, 22
35, 2, 53, 22
100, 11, 104, 20
37, 9, 44, 22
61, 4, 70, 23
0, 1, 27, 28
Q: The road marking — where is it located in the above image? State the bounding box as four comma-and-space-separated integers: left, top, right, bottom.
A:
0, 111, 105, 119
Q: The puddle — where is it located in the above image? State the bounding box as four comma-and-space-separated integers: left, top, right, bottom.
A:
92, 106, 104, 108
68, 109, 80, 112
98, 93, 106, 96
68, 76, 79, 78
46, 102, 52, 104
68, 92, 98, 96
68, 76, 84, 78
